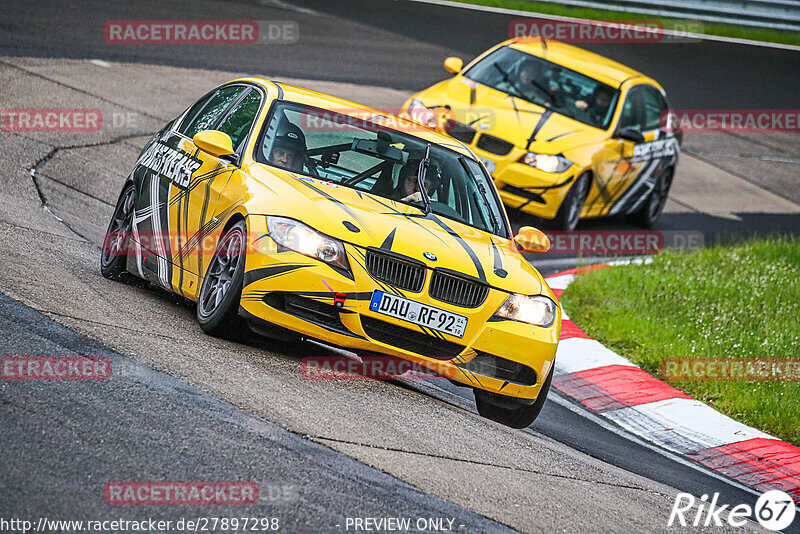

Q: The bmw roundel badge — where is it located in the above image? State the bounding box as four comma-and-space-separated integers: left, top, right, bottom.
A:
423, 252, 437, 262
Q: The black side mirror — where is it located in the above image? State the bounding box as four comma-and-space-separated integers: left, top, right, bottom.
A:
615, 126, 644, 143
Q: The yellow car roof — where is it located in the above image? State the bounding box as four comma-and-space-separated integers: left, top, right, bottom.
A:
241, 78, 477, 158
506, 38, 654, 89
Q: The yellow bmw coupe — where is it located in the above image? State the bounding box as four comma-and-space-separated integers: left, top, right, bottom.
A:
100, 79, 561, 427
403, 37, 680, 230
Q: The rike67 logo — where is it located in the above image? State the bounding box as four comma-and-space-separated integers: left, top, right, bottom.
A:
669, 490, 796, 530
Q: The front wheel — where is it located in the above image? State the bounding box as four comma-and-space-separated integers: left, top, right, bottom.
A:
629, 167, 673, 228
474, 363, 554, 428
100, 182, 136, 282
551, 172, 590, 231
196, 220, 249, 341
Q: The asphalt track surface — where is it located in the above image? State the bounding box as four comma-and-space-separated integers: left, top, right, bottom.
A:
0, 1, 798, 532
0, 294, 511, 533
2, 0, 798, 107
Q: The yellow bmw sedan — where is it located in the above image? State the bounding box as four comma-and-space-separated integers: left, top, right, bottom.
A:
403, 37, 681, 230
100, 79, 561, 427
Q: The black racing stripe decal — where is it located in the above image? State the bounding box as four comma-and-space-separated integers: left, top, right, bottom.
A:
588, 151, 628, 209
462, 367, 485, 388
456, 372, 476, 385
601, 158, 655, 216
176, 187, 185, 294
365, 196, 448, 246
526, 109, 553, 150
243, 263, 311, 287
546, 130, 576, 142
292, 178, 374, 239
180, 170, 191, 275
197, 163, 221, 277
380, 228, 396, 251
329, 263, 355, 281
179, 203, 238, 261
467, 113, 492, 127
293, 291, 374, 301
428, 214, 486, 283
607, 158, 661, 216
169, 165, 230, 208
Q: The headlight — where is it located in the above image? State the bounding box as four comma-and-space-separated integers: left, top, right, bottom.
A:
266, 217, 350, 271
519, 152, 572, 173
407, 99, 437, 129
494, 294, 557, 327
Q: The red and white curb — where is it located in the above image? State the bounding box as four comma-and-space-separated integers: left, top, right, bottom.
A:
545, 266, 800, 503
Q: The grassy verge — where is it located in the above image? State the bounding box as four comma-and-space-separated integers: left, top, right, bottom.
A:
451, 0, 800, 47
560, 237, 800, 445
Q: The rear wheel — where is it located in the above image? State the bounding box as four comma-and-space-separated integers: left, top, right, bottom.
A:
196, 220, 249, 341
474, 363, 554, 428
100, 182, 136, 282
630, 167, 673, 228
551, 172, 590, 231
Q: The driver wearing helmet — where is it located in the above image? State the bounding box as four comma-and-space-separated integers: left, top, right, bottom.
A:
396, 159, 441, 204
269, 124, 307, 172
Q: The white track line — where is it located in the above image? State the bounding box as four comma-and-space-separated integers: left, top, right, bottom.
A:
404, 0, 800, 52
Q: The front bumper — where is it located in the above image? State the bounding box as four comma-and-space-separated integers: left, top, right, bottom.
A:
474, 146, 576, 220
241, 216, 560, 401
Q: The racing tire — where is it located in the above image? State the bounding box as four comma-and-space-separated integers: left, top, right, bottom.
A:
474, 363, 553, 429
629, 167, 673, 228
551, 172, 590, 231
196, 220, 250, 341
100, 182, 136, 283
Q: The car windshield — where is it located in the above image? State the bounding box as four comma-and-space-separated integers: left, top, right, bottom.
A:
463, 45, 620, 129
255, 101, 509, 237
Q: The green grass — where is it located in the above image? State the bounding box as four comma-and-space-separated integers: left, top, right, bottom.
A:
560, 237, 800, 445
453, 0, 800, 47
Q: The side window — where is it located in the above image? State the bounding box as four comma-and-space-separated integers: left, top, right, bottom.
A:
176, 92, 214, 135
181, 85, 247, 139
617, 88, 643, 130
215, 89, 262, 152
643, 86, 668, 131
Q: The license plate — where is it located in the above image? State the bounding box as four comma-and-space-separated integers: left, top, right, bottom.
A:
479, 157, 497, 175
369, 290, 468, 339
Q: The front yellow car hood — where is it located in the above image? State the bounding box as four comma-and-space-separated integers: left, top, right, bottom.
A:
420, 77, 605, 153
248, 163, 544, 296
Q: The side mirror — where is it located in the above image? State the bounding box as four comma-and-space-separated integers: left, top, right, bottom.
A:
443, 56, 463, 75
615, 126, 644, 143
513, 226, 550, 253
193, 130, 234, 158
